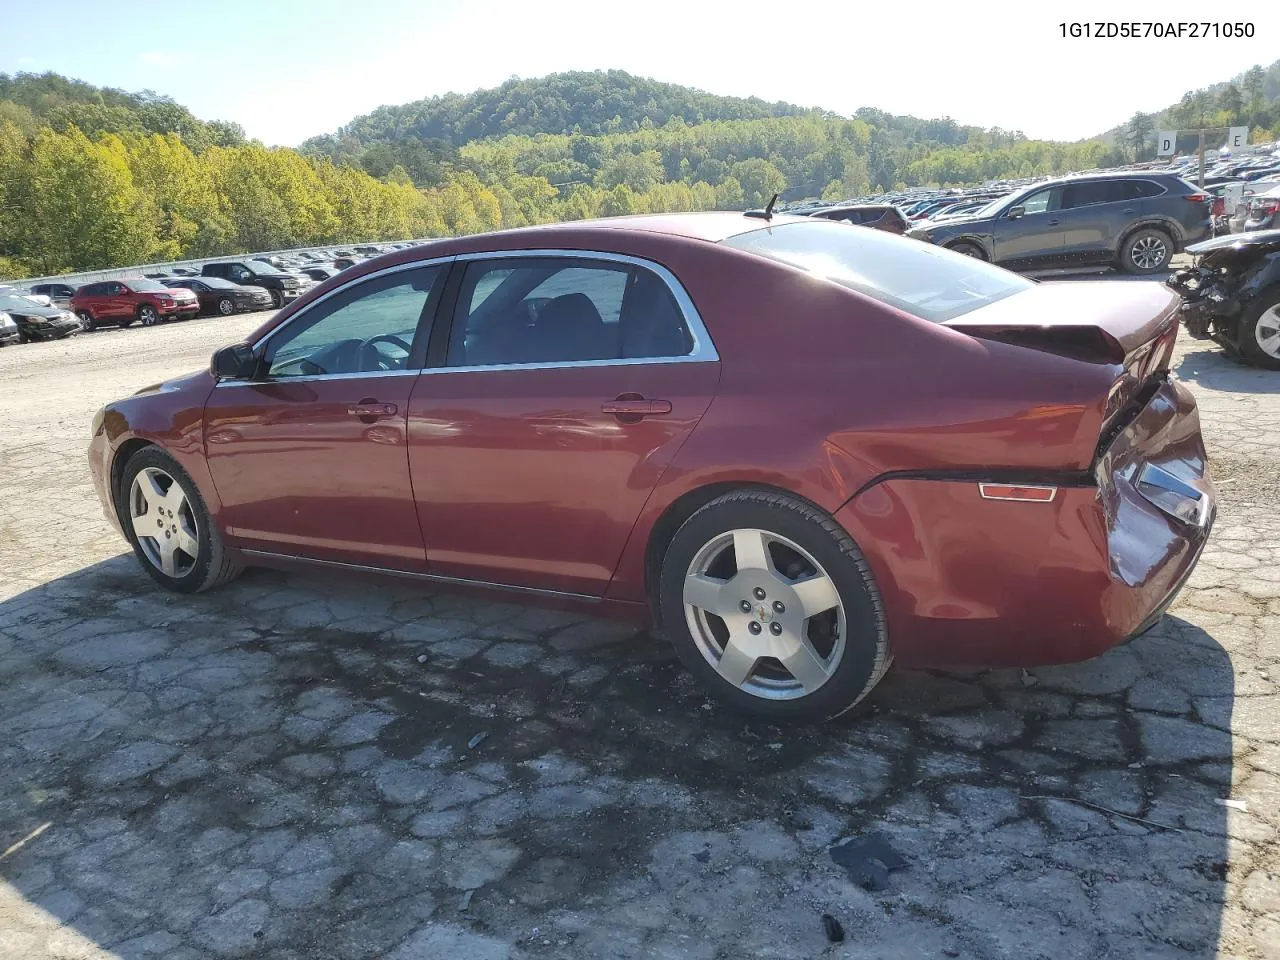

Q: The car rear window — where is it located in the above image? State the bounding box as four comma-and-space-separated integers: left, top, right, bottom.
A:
720, 220, 1033, 323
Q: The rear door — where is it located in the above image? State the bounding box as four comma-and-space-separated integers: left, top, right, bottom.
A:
103, 282, 132, 320
1057, 180, 1123, 261
407, 253, 720, 597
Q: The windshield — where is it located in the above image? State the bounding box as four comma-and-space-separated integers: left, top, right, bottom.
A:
0, 294, 49, 311
129, 278, 169, 292
721, 221, 1033, 323
968, 193, 1015, 218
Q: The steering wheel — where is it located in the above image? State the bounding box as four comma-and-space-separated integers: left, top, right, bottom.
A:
360, 334, 413, 371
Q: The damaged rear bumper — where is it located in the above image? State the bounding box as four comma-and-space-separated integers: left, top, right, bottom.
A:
834, 379, 1215, 668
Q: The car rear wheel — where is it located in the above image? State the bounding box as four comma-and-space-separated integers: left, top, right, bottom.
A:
1121, 228, 1172, 274
120, 447, 242, 594
76, 310, 96, 332
218, 297, 235, 316
658, 490, 890, 722
1240, 290, 1280, 371
138, 305, 160, 326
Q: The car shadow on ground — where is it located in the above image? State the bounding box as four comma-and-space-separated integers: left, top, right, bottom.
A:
1176, 347, 1280, 395
0, 557, 1234, 958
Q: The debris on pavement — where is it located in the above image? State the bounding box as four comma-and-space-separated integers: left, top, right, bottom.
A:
821, 913, 845, 943
1020, 794, 1182, 832
829, 832, 908, 891
416, 653, 428, 663
1217, 798, 1248, 811
467, 732, 488, 750
458, 889, 475, 912
1020, 669, 1039, 687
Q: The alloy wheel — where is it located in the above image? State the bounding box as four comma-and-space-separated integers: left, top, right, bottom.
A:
682, 528, 846, 700
129, 466, 199, 578
218, 298, 235, 316
140, 306, 159, 326
1256, 305, 1280, 359
1130, 235, 1168, 270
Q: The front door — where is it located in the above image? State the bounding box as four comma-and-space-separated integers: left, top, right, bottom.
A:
408, 254, 720, 597
991, 187, 1065, 267
203, 263, 447, 569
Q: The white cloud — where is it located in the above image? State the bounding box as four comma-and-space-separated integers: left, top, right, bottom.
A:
137, 51, 178, 66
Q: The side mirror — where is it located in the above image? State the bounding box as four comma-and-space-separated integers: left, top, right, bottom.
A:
211, 343, 257, 381
1006, 206, 1025, 220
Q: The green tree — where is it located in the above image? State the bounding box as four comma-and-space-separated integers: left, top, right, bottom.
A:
15, 126, 158, 273
729, 158, 786, 208
1241, 66, 1266, 127
1126, 112, 1154, 161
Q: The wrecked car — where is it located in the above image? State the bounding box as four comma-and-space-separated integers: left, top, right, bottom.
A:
1168, 229, 1280, 369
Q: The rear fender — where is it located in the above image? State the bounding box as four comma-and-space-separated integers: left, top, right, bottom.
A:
1118, 216, 1185, 253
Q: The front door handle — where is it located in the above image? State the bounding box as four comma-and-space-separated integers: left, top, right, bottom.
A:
1121, 208, 1136, 214
348, 399, 398, 421
1047, 219, 1061, 226
601, 396, 672, 419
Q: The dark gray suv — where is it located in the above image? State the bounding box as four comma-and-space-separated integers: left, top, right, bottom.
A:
907, 173, 1212, 274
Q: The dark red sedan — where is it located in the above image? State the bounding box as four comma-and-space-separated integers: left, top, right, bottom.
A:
88, 213, 1216, 720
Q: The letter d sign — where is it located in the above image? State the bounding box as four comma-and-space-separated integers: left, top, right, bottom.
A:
1156, 132, 1176, 157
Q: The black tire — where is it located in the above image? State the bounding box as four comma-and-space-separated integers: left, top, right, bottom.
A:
1238, 287, 1280, 371
138, 305, 160, 327
118, 447, 242, 594
948, 241, 986, 260
76, 310, 96, 332
270, 289, 284, 309
658, 490, 890, 722
1120, 228, 1173, 275
217, 297, 235, 316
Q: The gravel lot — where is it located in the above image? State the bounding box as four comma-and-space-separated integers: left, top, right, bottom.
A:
0, 299, 1278, 960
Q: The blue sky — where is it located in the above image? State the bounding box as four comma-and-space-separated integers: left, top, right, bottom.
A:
1, 0, 1277, 146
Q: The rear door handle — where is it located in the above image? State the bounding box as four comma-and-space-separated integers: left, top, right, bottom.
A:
601, 398, 672, 417
1047, 219, 1061, 226
348, 400, 398, 419
1121, 208, 1136, 214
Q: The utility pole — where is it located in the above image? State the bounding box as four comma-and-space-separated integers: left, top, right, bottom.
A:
1197, 129, 1205, 188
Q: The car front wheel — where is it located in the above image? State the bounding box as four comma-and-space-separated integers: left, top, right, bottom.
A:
658, 490, 890, 721
270, 290, 284, 309
948, 241, 986, 260
138, 305, 160, 326
218, 297, 235, 316
1121, 228, 1172, 274
120, 447, 242, 594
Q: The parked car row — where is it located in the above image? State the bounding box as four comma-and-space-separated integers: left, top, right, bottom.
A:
4, 241, 427, 342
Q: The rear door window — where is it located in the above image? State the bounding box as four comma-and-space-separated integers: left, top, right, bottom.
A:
1060, 181, 1115, 209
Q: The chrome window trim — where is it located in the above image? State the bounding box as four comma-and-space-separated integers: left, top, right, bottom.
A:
213, 247, 718, 388
444, 248, 718, 369
213, 256, 456, 388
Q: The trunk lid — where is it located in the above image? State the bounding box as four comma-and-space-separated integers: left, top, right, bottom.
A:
944, 281, 1182, 460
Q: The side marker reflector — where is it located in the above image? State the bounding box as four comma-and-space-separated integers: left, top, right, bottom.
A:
978, 483, 1057, 502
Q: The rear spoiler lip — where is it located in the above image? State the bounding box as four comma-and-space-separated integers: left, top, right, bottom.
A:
942, 284, 1181, 368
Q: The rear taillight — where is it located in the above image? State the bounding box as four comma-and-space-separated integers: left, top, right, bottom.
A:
1259, 201, 1280, 216
1183, 194, 1209, 204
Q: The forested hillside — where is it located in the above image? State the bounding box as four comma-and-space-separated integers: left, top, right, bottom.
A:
1106, 58, 1280, 158
2, 64, 1275, 280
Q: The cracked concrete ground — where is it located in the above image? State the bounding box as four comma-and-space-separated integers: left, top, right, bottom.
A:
0, 301, 1277, 959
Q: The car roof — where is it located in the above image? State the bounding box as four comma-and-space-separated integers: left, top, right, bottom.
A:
427, 212, 806, 251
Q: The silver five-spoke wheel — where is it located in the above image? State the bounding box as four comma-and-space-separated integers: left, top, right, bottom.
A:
129, 466, 199, 578
683, 528, 845, 700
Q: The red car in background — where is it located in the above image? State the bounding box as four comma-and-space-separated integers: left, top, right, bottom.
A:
87, 213, 1216, 720
71, 277, 200, 330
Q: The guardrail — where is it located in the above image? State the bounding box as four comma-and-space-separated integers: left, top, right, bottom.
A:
7, 239, 438, 290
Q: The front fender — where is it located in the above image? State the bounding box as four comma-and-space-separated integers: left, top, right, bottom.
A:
100, 370, 221, 519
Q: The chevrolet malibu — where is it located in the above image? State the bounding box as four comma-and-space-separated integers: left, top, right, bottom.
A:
88, 213, 1216, 720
